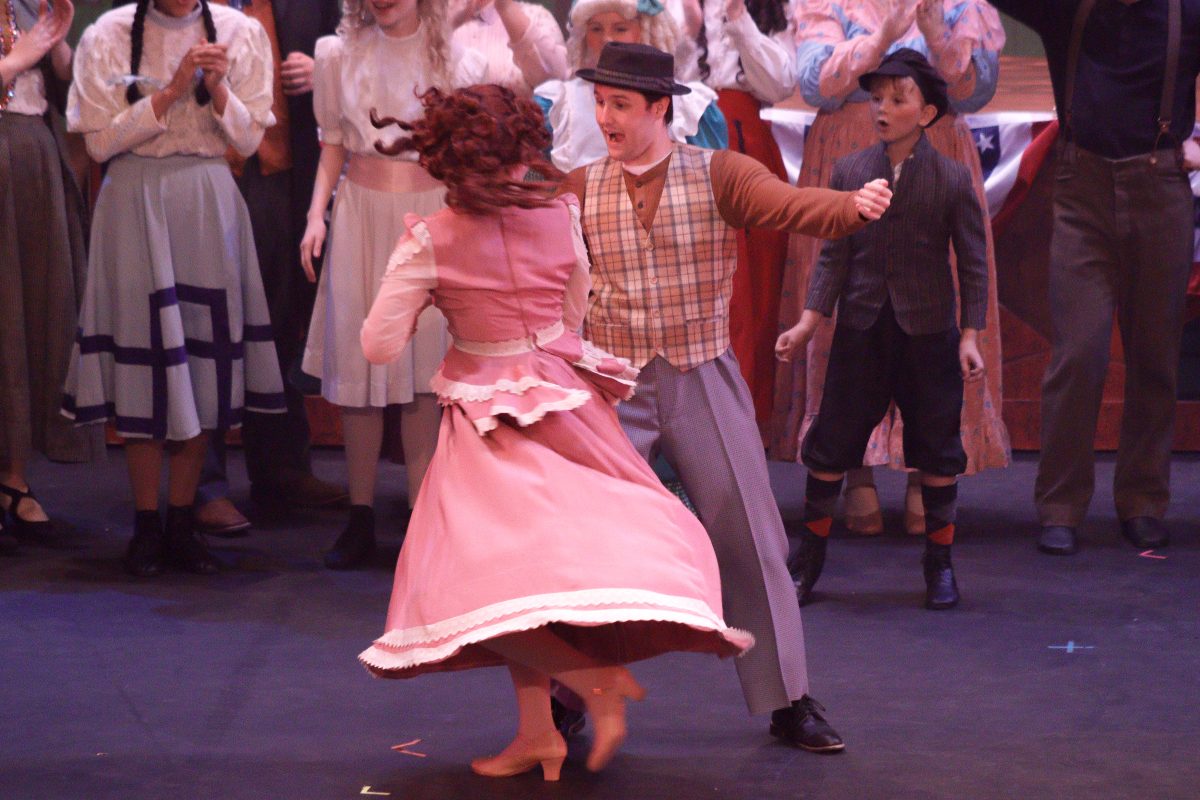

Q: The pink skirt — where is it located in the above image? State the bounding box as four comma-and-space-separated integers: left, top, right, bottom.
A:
360, 357, 753, 679
769, 101, 1011, 475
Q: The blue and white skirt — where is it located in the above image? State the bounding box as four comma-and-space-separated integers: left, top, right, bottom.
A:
62, 154, 285, 440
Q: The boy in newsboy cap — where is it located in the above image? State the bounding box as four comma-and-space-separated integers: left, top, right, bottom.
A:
777, 48, 990, 612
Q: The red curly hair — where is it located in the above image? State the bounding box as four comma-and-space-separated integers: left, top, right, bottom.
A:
370, 84, 564, 215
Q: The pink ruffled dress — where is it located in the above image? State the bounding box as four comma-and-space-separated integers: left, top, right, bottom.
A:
358, 195, 753, 679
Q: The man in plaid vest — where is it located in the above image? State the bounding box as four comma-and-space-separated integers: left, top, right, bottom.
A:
562, 42, 892, 753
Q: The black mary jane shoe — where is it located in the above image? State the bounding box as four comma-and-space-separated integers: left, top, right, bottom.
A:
786, 528, 828, 607
769, 696, 845, 753
0, 483, 53, 539
922, 542, 960, 610
323, 505, 376, 570
124, 510, 166, 577
164, 505, 220, 575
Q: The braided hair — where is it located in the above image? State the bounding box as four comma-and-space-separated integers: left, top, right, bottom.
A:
695, 0, 789, 84
126, 0, 217, 106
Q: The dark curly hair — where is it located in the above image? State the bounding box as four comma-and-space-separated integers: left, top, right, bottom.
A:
370, 84, 564, 215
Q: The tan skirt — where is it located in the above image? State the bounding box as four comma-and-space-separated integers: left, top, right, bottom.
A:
301, 164, 449, 408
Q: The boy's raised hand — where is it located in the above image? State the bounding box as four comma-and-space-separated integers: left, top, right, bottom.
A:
959, 328, 985, 381
854, 178, 892, 221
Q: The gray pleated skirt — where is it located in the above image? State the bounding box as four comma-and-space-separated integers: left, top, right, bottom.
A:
0, 112, 102, 463
62, 154, 286, 441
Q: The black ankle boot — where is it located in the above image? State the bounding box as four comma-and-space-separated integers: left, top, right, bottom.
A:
324, 505, 376, 570
922, 542, 959, 610
124, 510, 165, 577
787, 529, 828, 606
164, 505, 220, 575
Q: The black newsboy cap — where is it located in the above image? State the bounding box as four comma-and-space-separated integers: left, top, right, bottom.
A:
858, 48, 950, 125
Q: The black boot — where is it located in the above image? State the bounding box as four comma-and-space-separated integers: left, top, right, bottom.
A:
787, 528, 828, 606
922, 542, 959, 610
324, 505, 376, 570
164, 505, 220, 575
124, 510, 165, 577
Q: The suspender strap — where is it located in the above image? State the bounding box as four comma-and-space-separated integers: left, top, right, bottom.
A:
1154, 0, 1182, 150
1063, 0, 1098, 142
1064, 0, 1184, 150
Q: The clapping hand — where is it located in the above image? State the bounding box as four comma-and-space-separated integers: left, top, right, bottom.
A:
5, 0, 73, 74
916, 0, 948, 43
878, 0, 917, 47
191, 42, 229, 94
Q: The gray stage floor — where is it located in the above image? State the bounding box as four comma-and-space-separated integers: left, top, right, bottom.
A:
2, 451, 1198, 800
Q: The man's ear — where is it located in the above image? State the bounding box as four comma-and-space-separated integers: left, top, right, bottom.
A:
651, 95, 671, 121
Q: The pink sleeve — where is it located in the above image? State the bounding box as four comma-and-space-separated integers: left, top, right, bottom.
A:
925, 1, 1006, 102
561, 196, 591, 333
794, 1, 888, 108
361, 216, 437, 365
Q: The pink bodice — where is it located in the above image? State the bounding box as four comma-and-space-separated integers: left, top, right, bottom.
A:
362, 197, 637, 434
426, 203, 578, 345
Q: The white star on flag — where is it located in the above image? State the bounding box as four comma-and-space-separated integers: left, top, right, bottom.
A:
975, 131, 996, 153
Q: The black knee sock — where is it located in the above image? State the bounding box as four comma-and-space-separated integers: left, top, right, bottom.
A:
922, 483, 958, 546
803, 474, 843, 537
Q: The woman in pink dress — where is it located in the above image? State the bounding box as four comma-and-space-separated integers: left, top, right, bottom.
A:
771, 0, 1010, 533
358, 84, 752, 780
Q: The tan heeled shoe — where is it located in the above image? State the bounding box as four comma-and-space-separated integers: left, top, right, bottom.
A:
843, 483, 883, 535
583, 668, 646, 772
470, 730, 568, 781
905, 476, 926, 536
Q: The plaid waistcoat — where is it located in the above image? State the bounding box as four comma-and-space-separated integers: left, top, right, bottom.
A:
582, 145, 737, 371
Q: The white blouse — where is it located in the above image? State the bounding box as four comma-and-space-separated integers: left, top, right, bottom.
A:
450, 1, 568, 95
535, 76, 720, 174
67, 3, 275, 163
677, 3, 796, 103
313, 25, 488, 160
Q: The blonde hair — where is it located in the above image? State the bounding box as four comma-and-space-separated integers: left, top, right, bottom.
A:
566, 0, 680, 71
337, 0, 451, 86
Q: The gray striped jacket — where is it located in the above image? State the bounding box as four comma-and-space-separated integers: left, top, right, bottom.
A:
805, 135, 989, 335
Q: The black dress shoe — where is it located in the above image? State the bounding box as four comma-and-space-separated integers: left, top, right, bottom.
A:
1120, 517, 1170, 549
551, 696, 586, 738
922, 542, 960, 610
769, 696, 845, 753
786, 529, 827, 606
1037, 525, 1077, 556
164, 505, 220, 575
124, 510, 165, 577
324, 505, 376, 570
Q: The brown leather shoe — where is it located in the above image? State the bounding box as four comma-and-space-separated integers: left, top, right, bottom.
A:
281, 473, 349, 509
194, 497, 251, 537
